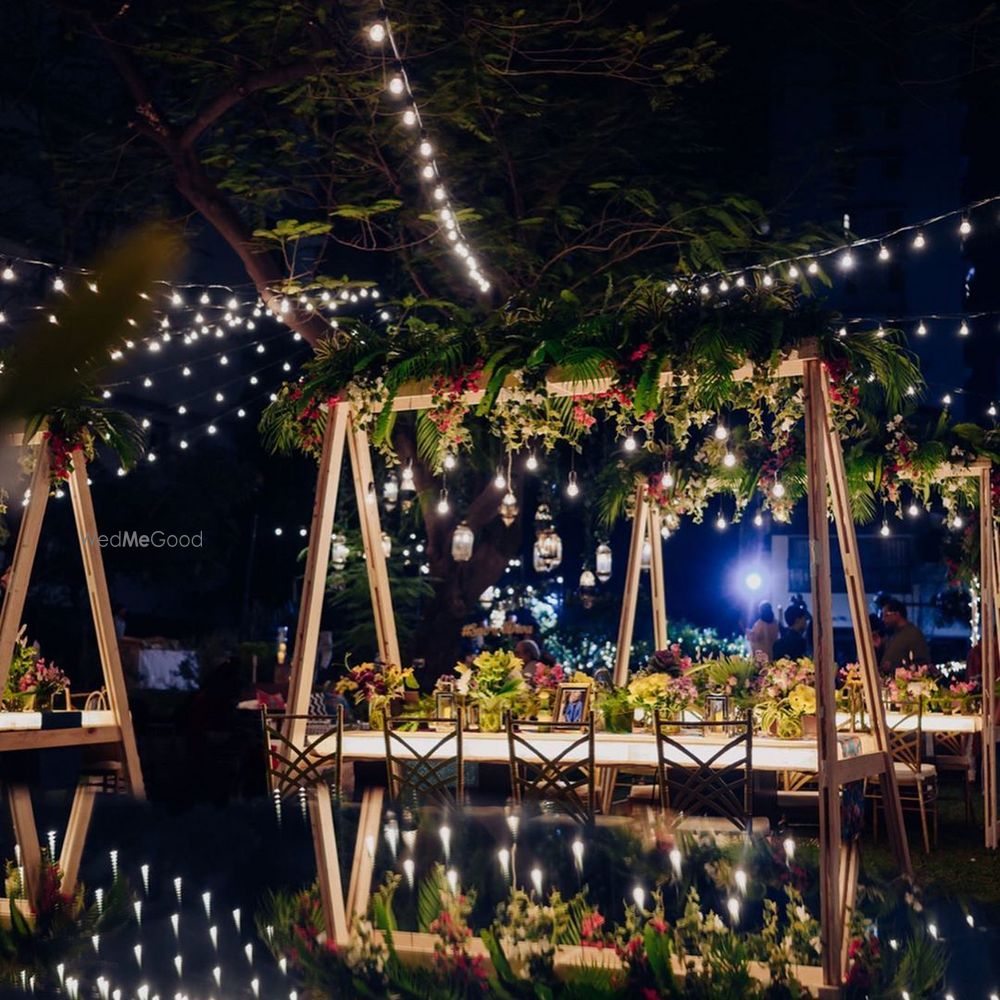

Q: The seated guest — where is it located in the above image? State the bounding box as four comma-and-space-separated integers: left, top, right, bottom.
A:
773, 604, 809, 660
879, 598, 930, 672
514, 639, 542, 683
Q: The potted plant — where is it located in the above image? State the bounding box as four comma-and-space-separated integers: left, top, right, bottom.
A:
455, 650, 528, 731
335, 661, 418, 730
753, 658, 816, 738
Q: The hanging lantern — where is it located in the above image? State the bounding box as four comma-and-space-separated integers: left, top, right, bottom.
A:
451, 521, 475, 562
534, 503, 553, 531
479, 586, 496, 610
640, 538, 652, 571
595, 543, 612, 583
579, 568, 596, 589
331, 533, 350, 571
400, 462, 415, 494
382, 472, 399, 511
538, 526, 563, 569
579, 568, 597, 609
533, 538, 549, 573
381, 532, 392, 559
499, 490, 519, 527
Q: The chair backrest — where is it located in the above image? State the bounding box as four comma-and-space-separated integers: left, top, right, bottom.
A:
887, 702, 923, 774
383, 716, 464, 810
261, 706, 343, 800
654, 714, 753, 833
506, 713, 596, 823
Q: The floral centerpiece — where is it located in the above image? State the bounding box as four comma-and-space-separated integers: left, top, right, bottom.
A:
933, 677, 980, 714
885, 664, 938, 711
335, 661, 417, 730
456, 650, 528, 731
527, 661, 566, 719
627, 671, 699, 730
690, 656, 761, 714
3, 631, 68, 711
754, 657, 816, 738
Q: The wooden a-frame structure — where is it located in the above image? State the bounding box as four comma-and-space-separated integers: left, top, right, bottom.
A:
285, 341, 997, 996
0, 435, 145, 914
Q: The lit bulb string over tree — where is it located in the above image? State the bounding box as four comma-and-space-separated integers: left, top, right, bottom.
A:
256, 277, 1000, 679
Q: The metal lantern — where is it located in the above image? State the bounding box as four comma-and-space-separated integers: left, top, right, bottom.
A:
451, 521, 475, 562
381, 532, 392, 559
595, 542, 612, 583
331, 533, 350, 571
499, 490, 519, 527
534, 503, 553, 531
579, 568, 597, 589
532, 538, 549, 573
579, 568, 597, 609
382, 472, 399, 511
400, 462, 416, 495
537, 526, 563, 570
640, 537, 652, 571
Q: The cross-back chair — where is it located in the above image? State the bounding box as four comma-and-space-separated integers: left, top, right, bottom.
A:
653, 715, 766, 835
383, 715, 464, 811
506, 713, 596, 824
261, 707, 344, 801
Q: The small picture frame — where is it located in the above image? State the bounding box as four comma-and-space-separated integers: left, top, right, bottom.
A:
553, 683, 591, 726
434, 691, 456, 731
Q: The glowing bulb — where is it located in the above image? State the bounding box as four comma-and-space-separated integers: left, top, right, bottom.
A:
908, 503, 919, 517
912, 230, 926, 249
960, 217, 972, 236
878, 243, 890, 261
734, 869, 747, 894
700, 283, 710, 296
623, 435, 637, 452
916, 320, 927, 336
772, 481, 785, 498
661, 470, 674, 488
368, 21, 386, 43
727, 897, 740, 923
2, 266, 14, 281
530, 868, 543, 896
632, 887, 646, 910
719, 279, 729, 292
402, 108, 417, 126
714, 424, 729, 441
723, 451, 736, 468
839, 249, 854, 270
419, 139, 433, 157
388, 75, 405, 96
526, 452, 538, 471
669, 848, 682, 876
715, 513, 727, 531
953, 515, 964, 529
880, 521, 890, 537
753, 512, 764, 527
989, 404, 997, 417
443, 452, 456, 470
787, 265, 799, 279
494, 469, 507, 489
959, 320, 969, 336
762, 272, 773, 287
807, 260, 819, 274
437, 493, 450, 515
421, 163, 435, 180
53, 276, 65, 291
566, 474, 580, 497
208, 424, 217, 435
943, 393, 952, 406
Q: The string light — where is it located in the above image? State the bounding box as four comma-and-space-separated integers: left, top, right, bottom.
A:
912, 230, 926, 249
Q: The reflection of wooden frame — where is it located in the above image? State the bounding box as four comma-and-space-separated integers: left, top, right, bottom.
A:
553, 684, 591, 726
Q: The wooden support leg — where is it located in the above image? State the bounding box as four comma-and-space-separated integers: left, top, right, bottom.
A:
286, 404, 349, 748
802, 359, 843, 991
68, 462, 145, 799
310, 783, 349, 945
979, 472, 998, 849
7, 786, 40, 908
58, 782, 97, 896
614, 486, 649, 687
346, 787, 384, 921
347, 419, 401, 668
647, 506, 668, 650
0, 447, 51, 691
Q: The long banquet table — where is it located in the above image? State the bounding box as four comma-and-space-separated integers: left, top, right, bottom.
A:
0, 710, 120, 750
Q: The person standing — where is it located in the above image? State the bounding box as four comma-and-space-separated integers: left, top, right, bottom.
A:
773, 603, 809, 660
747, 602, 779, 661
879, 598, 931, 671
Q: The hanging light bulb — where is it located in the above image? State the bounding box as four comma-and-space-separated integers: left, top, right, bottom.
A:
953, 514, 964, 529
916, 320, 927, 336
443, 452, 457, 470
437, 489, 450, 515
525, 451, 538, 471
714, 424, 729, 441
787, 265, 799, 279
912, 230, 926, 249
499, 490, 519, 527
579, 569, 597, 589
959, 320, 970, 336
383, 472, 400, 510
715, 512, 727, 531
381, 532, 392, 559
623, 435, 637, 452
388, 75, 405, 96
368, 21, 386, 43
400, 461, 415, 493
960, 217, 972, 236
402, 108, 417, 126
753, 512, 764, 527
880, 521, 890, 537
595, 542, 612, 583
907, 502, 920, 517
722, 451, 737, 468
660, 468, 674, 489
451, 522, 474, 562
878, 242, 890, 261
807, 260, 819, 274
479, 587, 495, 610
640, 538, 652, 571
566, 471, 580, 497
772, 481, 786, 498
989, 404, 998, 418
494, 467, 507, 489
331, 534, 350, 571
839, 249, 854, 270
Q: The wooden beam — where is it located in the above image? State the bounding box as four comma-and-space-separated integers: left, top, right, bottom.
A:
7, 786, 40, 908
347, 418, 401, 667
614, 486, 649, 687
0, 725, 121, 752
286, 404, 348, 748
647, 506, 668, 650
381, 344, 819, 413
0, 447, 51, 692
58, 782, 97, 896
980, 467, 998, 848
310, 783, 349, 945
345, 786, 384, 921
802, 358, 843, 991
67, 462, 145, 799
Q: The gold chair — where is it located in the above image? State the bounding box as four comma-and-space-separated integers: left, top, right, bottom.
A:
867, 703, 938, 852
507, 713, 596, 824
383, 715, 464, 810
261, 707, 344, 800
652, 715, 766, 836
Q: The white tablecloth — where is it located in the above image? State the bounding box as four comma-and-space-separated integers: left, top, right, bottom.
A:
137, 649, 198, 690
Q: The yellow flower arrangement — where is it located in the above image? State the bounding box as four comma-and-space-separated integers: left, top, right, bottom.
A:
787, 683, 816, 716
